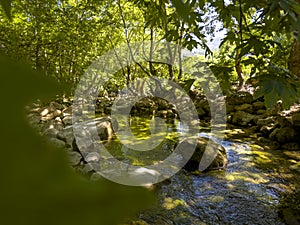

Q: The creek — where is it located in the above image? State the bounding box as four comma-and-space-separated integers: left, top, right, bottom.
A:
28, 96, 300, 224
108, 117, 300, 225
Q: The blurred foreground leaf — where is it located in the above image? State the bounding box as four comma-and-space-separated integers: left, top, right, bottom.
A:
0, 53, 154, 225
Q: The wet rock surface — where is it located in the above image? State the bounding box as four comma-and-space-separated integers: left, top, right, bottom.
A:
136, 141, 300, 225
181, 137, 227, 172
225, 92, 300, 151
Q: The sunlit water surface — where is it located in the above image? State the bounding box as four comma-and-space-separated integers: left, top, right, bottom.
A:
106, 117, 300, 225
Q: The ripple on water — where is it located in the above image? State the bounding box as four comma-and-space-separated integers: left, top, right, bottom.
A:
140, 139, 289, 225
114, 119, 296, 224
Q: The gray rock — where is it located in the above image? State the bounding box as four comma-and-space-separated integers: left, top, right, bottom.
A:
289, 162, 300, 173
39, 103, 58, 116
27, 113, 41, 126
256, 109, 266, 115
96, 120, 113, 141
57, 126, 74, 146
180, 137, 227, 172
227, 92, 253, 105
62, 116, 72, 126
277, 115, 292, 127
90, 173, 103, 181
48, 138, 66, 148
27, 106, 41, 113
50, 101, 65, 110
40, 107, 50, 117
269, 127, 297, 143
54, 117, 62, 123
226, 104, 235, 113
252, 101, 266, 110
85, 152, 101, 163
291, 112, 300, 127
82, 163, 94, 174
40, 110, 61, 122
43, 127, 59, 138
282, 143, 300, 151
67, 151, 82, 166
260, 125, 275, 136
231, 111, 256, 126
256, 116, 276, 128
234, 103, 253, 113
256, 137, 280, 150
62, 106, 73, 117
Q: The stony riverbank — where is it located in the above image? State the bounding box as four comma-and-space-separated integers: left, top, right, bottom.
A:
27, 89, 300, 152
26, 89, 300, 224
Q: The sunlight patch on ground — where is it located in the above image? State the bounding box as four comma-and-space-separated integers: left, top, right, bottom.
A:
162, 197, 187, 210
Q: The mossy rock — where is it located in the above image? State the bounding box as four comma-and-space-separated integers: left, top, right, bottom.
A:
180, 137, 227, 172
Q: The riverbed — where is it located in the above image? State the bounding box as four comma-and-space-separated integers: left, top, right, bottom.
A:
114, 118, 300, 225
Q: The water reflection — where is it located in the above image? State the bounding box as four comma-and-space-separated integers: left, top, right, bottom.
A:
104, 117, 181, 166
112, 117, 300, 224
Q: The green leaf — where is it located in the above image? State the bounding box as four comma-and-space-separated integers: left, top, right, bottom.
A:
0, 0, 11, 20
279, 0, 291, 13
253, 72, 300, 109
264, 90, 278, 108
238, 42, 252, 58
171, 0, 190, 22
179, 78, 196, 92
253, 86, 265, 100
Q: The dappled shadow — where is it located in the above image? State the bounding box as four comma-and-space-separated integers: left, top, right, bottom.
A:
132, 139, 300, 225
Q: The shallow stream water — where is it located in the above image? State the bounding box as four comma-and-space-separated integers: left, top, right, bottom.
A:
106, 117, 300, 225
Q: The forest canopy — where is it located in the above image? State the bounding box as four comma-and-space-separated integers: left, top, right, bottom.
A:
0, 0, 300, 106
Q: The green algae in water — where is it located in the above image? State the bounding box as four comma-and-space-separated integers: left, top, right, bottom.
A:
103, 117, 181, 166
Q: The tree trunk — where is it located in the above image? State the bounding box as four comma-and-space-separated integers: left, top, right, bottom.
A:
149, 28, 156, 76
289, 0, 300, 78
289, 39, 300, 78
235, 49, 244, 89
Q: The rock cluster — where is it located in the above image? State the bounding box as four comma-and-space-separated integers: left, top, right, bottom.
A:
27, 98, 113, 177
27, 89, 300, 179
225, 92, 300, 150
27, 95, 228, 177
95, 96, 177, 119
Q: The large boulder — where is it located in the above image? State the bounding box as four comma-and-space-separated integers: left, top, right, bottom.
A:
180, 137, 227, 172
